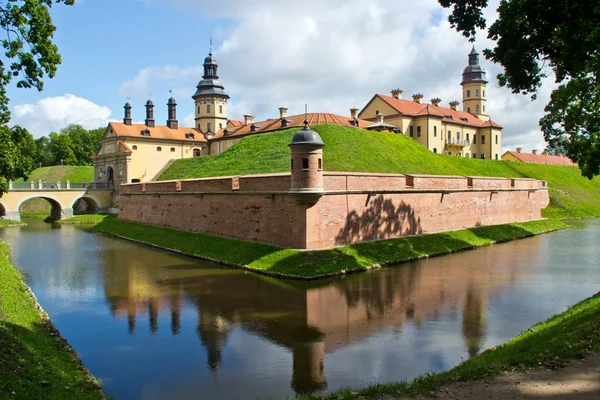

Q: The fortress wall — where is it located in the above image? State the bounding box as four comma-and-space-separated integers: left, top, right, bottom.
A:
117, 172, 549, 249
118, 191, 307, 248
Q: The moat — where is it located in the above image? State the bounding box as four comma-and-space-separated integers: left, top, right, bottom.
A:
1, 218, 599, 399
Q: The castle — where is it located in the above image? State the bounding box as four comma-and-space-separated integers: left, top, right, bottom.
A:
93, 47, 503, 186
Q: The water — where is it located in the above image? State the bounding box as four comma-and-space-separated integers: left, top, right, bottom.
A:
1, 218, 599, 399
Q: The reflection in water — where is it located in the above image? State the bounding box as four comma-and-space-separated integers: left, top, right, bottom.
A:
99, 240, 534, 395
2, 218, 600, 399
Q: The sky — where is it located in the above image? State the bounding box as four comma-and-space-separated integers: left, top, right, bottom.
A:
8, 0, 556, 153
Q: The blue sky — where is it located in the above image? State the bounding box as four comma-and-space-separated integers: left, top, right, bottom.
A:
8, 0, 554, 152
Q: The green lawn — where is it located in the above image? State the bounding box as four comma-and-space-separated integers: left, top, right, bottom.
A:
16, 165, 94, 183
94, 215, 566, 279
302, 290, 600, 399
0, 219, 26, 227
0, 241, 105, 399
158, 125, 600, 219
57, 214, 111, 224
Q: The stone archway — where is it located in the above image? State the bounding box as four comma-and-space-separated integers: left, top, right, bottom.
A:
17, 195, 66, 221
71, 195, 100, 215
107, 166, 114, 185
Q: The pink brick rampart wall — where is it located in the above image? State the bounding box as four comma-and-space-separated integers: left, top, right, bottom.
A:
118, 172, 550, 249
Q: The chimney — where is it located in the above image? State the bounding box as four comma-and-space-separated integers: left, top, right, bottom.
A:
391, 89, 403, 99
279, 106, 288, 119
449, 100, 460, 111
123, 102, 132, 125
166, 97, 178, 129
412, 93, 424, 104
376, 112, 384, 124
430, 97, 441, 107
349, 106, 359, 119
542, 149, 548, 155
244, 114, 254, 125
532, 149, 537, 155
516, 147, 522, 153
145, 100, 155, 127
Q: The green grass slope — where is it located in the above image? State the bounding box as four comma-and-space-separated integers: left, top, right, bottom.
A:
159, 125, 600, 219
16, 166, 94, 183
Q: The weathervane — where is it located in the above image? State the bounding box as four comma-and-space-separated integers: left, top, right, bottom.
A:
209, 38, 213, 54
304, 104, 309, 128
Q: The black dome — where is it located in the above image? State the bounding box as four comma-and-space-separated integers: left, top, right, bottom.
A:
167, 97, 177, 105
204, 53, 217, 65
145, 99, 154, 106
289, 124, 325, 147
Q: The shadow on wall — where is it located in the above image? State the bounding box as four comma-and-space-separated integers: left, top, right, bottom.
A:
335, 195, 423, 245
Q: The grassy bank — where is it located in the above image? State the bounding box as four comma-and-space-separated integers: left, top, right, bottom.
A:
57, 214, 110, 225
302, 290, 600, 399
93, 215, 566, 279
159, 125, 600, 219
16, 165, 94, 183
0, 219, 26, 227
0, 241, 105, 399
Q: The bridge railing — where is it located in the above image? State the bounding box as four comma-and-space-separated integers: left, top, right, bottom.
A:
8, 180, 113, 191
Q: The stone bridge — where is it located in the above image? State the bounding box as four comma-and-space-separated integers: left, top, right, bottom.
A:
0, 181, 114, 221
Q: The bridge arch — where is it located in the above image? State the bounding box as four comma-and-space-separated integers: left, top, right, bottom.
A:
71, 194, 101, 214
16, 194, 68, 221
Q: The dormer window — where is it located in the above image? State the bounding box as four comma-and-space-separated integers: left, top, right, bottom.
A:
281, 119, 291, 127
140, 129, 151, 136
185, 132, 195, 139
223, 129, 230, 135
460, 117, 468, 122
250, 123, 260, 132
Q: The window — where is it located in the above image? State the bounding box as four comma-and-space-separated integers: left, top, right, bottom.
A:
473, 135, 477, 144
447, 131, 451, 142
302, 158, 309, 169
410, 126, 414, 137
433, 126, 437, 137
473, 153, 477, 158
291, 159, 294, 170
107, 145, 111, 152
483, 90, 486, 97
375, 110, 379, 115
476, 89, 480, 96
433, 148, 437, 153
170, 147, 175, 152
219, 123, 223, 129
495, 154, 499, 160
207, 104, 211, 113
495, 135, 499, 144
207, 122, 212, 132
483, 105, 486, 112
476, 104, 480, 112
466, 133, 470, 142
456, 132, 460, 141
157, 147, 162, 152
318, 158, 322, 170
481, 154, 486, 159
417, 126, 421, 137
481, 135, 486, 144
467, 90, 471, 97
185, 132, 195, 139
132, 145, 137, 150
219, 105, 223, 114
467, 107, 471, 112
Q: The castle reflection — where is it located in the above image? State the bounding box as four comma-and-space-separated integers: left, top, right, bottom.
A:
101, 246, 535, 395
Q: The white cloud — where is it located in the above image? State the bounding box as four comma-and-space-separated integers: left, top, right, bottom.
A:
164, 0, 554, 152
12, 94, 113, 138
119, 65, 203, 98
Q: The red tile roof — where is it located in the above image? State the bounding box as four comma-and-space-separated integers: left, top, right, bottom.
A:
228, 119, 244, 127
371, 94, 503, 129
211, 113, 372, 140
503, 151, 577, 166
107, 122, 206, 142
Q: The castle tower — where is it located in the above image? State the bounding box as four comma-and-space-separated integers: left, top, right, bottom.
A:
289, 121, 325, 205
192, 45, 229, 136
461, 46, 489, 121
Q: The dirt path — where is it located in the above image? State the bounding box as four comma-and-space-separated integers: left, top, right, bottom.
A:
378, 352, 600, 400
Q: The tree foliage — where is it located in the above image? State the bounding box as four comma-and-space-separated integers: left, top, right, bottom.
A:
0, 124, 35, 192
35, 124, 103, 167
0, 0, 74, 124
439, 0, 600, 178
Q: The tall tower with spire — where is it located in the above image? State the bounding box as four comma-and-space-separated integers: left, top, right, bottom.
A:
461, 46, 489, 122
193, 42, 229, 137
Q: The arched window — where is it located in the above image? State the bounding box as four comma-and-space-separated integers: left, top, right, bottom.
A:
157, 147, 162, 152
170, 147, 175, 152
207, 104, 211, 113
132, 145, 137, 150
219, 105, 223, 114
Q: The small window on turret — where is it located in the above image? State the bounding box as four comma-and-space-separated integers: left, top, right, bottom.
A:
302, 158, 309, 169
318, 158, 322, 171
219, 105, 223, 114
207, 104, 211, 113
291, 159, 294, 170
434, 126, 437, 137
467, 90, 471, 97
483, 91, 486, 97
476, 89, 480, 96
476, 105, 480, 112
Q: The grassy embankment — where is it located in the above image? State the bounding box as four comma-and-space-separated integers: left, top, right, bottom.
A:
57, 214, 109, 225
15, 166, 94, 218
299, 290, 600, 399
94, 215, 566, 278
159, 125, 600, 219
0, 241, 105, 400
0, 220, 26, 227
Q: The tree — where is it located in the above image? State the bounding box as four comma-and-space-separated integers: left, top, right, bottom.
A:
439, 0, 600, 178
0, 125, 36, 192
0, 0, 74, 124
47, 131, 77, 165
